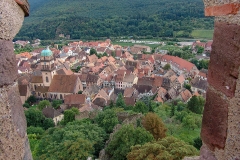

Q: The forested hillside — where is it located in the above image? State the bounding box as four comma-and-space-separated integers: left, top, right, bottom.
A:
16, 0, 213, 40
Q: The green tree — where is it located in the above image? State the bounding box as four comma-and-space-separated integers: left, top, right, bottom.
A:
163, 63, 171, 70
116, 93, 126, 108
193, 137, 202, 150
42, 118, 55, 130
133, 101, 149, 114
52, 100, 62, 109
78, 91, 83, 94
94, 109, 119, 133
106, 125, 154, 160
127, 136, 198, 160
23, 102, 30, 108
196, 46, 204, 54
184, 83, 192, 93
25, 108, 45, 127
103, 52, 108, 57
63, 107, 79, 124
27, 126, 45, 136
142, 113, 167, 140
36, 120, 106, 159
37, 100, 50, 111
26, 95, 37, 105
182, 114, 197, 130
187, 96, 205, 114
90, 48, 97, 55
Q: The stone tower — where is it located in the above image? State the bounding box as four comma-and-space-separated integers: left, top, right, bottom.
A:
40, 47, 56, 86
200, 0, 240, 159
0, 0, 32, 159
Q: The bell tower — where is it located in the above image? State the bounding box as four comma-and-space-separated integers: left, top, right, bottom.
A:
40, 47, 56, 86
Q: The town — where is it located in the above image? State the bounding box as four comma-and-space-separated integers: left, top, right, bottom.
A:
16, 38, 211, 124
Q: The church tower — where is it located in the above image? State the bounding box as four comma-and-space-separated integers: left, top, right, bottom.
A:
40, 47, 56, 86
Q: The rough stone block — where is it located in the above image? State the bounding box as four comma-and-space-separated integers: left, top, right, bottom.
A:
199, 144, 217, 160
0, 40, 18, 87
205, 3, 240, 16
0, 83, 30, 159
207, 22, 240, 98
201, 87, 228, 150
0, 0, 24, 40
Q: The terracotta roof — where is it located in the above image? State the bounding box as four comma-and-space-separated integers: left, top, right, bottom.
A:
18, 85, 28, 96
56, 68, 73, 75
161, 55, 196, 72
123, 74, 135, 83
180, 89, 192, 102
42, 107, 62, 119
79, 104, 93, 113
124, 97, 135, 106
64, 94, 86, 105
78, 74, 88, 82
178, 75, 185, 84
86, 74, 98, 83
124, 87, 134, 97
153, 76, 163, 87
83, 84, 99, 95
48, 75, 78, 93
15, 0, 29, 17
108, 56, 115, 62
137, 77, 154, 86
93, 97, 107, 107
31, 76, 43, 83
96, 89, 109, 100
170, 75, 177, 82
18, 75, 30, 85
87, 54, 98, 63
198, 72, 207, 78
36, 86, 49, 93
167, 87, 178, 99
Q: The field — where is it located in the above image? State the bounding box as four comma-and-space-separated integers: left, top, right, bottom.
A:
112, 41, 161, 49
191, 30, 214, 39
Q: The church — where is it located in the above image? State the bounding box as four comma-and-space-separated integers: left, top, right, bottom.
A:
30, 47, 83, 100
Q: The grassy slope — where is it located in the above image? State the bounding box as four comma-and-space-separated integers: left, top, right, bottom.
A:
191, 30, 214, 39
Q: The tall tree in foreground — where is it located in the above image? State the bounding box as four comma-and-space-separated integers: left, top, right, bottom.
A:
106, 125, 154, 160
127, 136, 198, 160
142, 112, 167, 140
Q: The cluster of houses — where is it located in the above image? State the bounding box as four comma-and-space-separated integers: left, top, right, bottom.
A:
17, 39, 208, 124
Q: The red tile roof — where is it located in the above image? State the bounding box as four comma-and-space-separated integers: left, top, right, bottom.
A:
48, 75, 78, 93
161, 55, 195, 72
64, 94, 86, 105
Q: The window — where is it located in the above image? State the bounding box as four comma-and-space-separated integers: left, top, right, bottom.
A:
46, 76, 49, 82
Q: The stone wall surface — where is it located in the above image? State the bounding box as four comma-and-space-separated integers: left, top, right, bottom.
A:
0, 0, 24, 40
0, 0, 32, 159
201, 0, 240, 159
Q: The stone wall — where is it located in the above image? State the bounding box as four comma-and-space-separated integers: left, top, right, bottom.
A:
200, 1, 240, 159
0, 0, 32, 159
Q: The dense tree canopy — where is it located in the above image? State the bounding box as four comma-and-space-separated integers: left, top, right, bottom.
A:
17, 0, 213, 40
36, 120, 106, 159
94, 109, 119, 133
187, 96, 205, 114
25, 108, 54, 129
127, 136, 198, 160
106, 124, 154, 160
133, 101, 149, 114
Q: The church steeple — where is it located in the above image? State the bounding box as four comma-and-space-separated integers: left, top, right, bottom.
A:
40, 47, 56, 86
